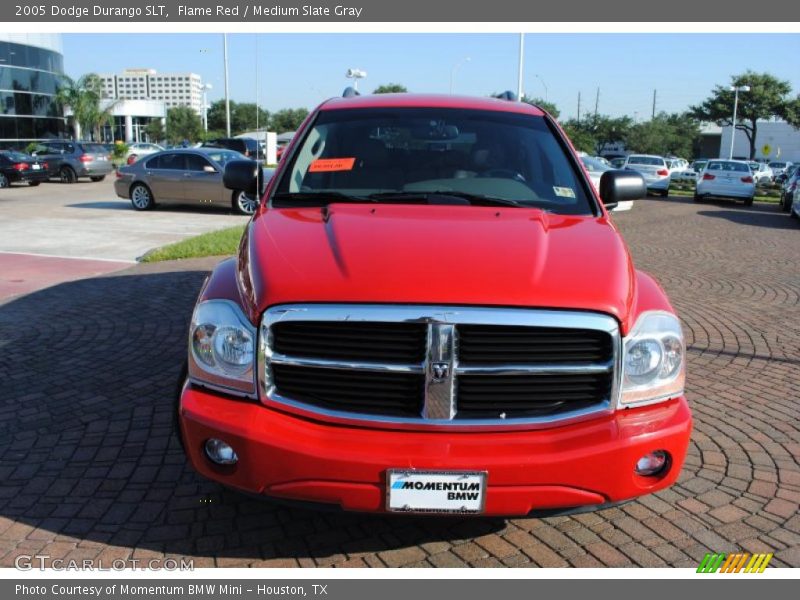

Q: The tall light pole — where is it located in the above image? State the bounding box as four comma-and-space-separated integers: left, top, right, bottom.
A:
728, 85, 750, 159
449, 57, 470, 94
534, 74, 548, 101
223, 33, 231, 137
517, 33, 524, 100
202, 83, 212, 132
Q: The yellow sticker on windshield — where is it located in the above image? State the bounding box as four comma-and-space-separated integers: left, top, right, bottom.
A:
553, 186, 576, 198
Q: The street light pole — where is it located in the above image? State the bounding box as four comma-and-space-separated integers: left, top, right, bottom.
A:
223, 33, 231, 137
517, 33, 524, 100
449, 57, 470, 94
729, 84, 750, 160
202, 83, 212, 132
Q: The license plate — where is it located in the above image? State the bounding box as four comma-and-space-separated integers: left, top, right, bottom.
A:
32, 164, 41, 170
386, 470, 487, 514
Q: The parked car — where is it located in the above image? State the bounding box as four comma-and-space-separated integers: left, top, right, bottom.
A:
671, 160, 705, 183
609, 157, 626, 169
0, 150, 50, 188
780, 165, 800, 212
175, 92, 691, 517
748, 161, 773, 185
791, 184, 800, 220
623, 154, 670, 196
768, 161, 793, 182
202, 137, 262, 160
114, 148, 262, 215
30, 140, 114, 183
695, 160, 755, 205
126, 142, 165, 165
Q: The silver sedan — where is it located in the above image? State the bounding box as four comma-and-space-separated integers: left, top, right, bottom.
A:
114, 148, 259, 215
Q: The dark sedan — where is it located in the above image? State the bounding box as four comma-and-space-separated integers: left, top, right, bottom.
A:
114, 148, 260, 214
0, 151, 50, 188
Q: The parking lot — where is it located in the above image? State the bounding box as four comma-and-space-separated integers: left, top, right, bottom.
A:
0, 192, 798, 568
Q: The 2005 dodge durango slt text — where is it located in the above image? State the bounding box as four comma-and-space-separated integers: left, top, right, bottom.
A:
177, 92, 692, 516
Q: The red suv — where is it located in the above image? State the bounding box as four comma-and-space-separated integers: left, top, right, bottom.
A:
177, 93, 692, 516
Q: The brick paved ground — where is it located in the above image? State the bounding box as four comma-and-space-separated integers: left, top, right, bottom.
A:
0, 196, 798, 568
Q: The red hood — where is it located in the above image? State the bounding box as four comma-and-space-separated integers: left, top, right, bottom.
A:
241, 204, 636, 329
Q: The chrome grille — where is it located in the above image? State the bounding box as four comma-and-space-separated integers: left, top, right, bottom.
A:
260, 305, 620, 430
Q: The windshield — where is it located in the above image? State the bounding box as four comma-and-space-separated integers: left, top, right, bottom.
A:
274, 107, 594, 215
581, 156, 611, 173
0, 151, 33, 162
203, 150, 244, 166
627, 156, 665, 166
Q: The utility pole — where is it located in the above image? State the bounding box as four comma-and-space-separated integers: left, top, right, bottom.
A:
577, 92, 581, 122
652, 89, 657, 119
223, 33, 231, 137
517, 33, 524, 101
594, 87, 600, 118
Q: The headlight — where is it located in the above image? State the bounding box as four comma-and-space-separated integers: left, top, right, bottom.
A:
619, 311, 685, 406
188, 300, 256, 397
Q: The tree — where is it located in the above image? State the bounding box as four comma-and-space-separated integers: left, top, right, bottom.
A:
521, 96, 559, 119
373, 83, 408, 94
166, 106, 203, 144
561, 120, 597, 154
690, 71, 800, 159
56, 74, 116, 140
270, 108, 309, 133
627, 112, 701, 158
206, 100, 269, 135
144, 119, 165, 144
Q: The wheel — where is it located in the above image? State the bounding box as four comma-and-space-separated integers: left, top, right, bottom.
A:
693, 193, 702, 202
59, 166, 77, 184
28, 181, 41, 186
660, 188, 669, 198
90, 176, 105, 182
0, 173, 10, 188
232, 190, 258, 215
130, 183, 155, 210
782, 194, 793, 213
744, 196, 754, 207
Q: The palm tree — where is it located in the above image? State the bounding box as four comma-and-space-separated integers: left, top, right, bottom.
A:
56, 74, 116, 141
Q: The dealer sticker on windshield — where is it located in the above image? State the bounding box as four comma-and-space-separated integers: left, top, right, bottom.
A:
309, 157, 356, 172
387, 470, 487, 513
553, 186, 576, 198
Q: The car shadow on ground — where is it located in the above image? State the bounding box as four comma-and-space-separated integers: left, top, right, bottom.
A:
696, 204, 798, 230
66, 201, 244, 216
0, 269, 504, 565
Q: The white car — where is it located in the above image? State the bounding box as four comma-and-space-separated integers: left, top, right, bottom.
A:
768, 161, 793, 179
126, 143, 164, 165
695, 160, 755, 206
623, 154, 670, 197
748, 162, 773, 185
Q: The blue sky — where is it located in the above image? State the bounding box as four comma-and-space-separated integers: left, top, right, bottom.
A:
63, 33, 800, 120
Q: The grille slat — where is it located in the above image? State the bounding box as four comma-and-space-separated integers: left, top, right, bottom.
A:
272, 364, 424, 417
458, 324, 612, 365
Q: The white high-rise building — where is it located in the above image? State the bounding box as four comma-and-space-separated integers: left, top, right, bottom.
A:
98, 68, 204, 114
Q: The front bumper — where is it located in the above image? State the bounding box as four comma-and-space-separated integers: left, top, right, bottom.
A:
179, 383, 692, 516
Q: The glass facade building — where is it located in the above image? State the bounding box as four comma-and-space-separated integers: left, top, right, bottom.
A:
0, 34, 67, 148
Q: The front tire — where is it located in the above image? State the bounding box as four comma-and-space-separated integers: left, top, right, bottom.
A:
90, 176, 106, 182
130, 183, 155, 211
232, 190, 258, 215
59, 166, 77, 184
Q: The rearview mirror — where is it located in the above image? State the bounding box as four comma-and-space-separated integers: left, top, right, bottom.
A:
203, 165, 217, 173
599, 170, 647, 211
223, 159, 261, 195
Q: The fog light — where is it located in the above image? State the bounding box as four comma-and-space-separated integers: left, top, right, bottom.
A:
204, 438, 238, 465
635, 450, 669, 476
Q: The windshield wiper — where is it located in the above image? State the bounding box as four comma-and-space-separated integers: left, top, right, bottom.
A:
366, 191, 524, 208
272, 191, 379, 206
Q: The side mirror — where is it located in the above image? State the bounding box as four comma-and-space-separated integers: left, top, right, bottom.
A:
223, 159, 261, 195
203, 165, 217, 173
599, 170, 646, 211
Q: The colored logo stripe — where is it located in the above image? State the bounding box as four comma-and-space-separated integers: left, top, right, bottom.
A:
697, 552, 773, 573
